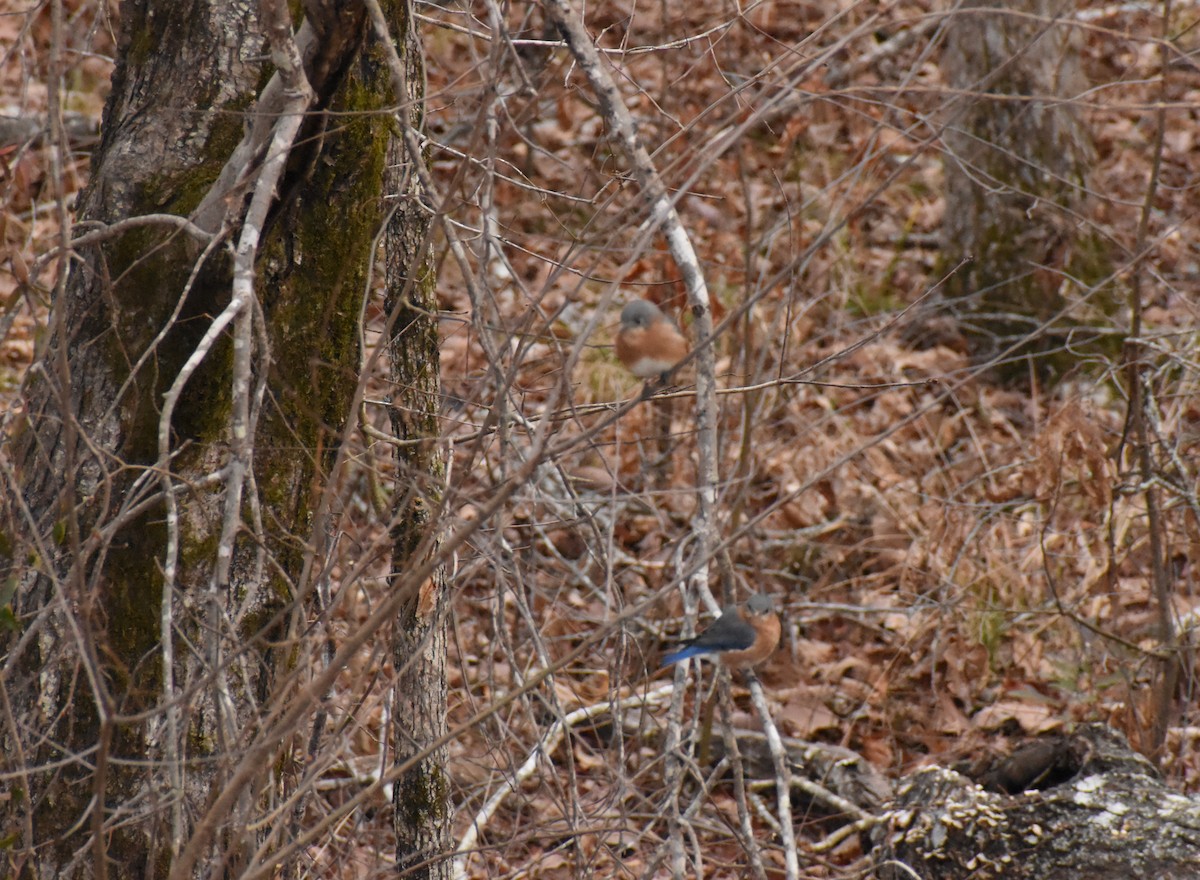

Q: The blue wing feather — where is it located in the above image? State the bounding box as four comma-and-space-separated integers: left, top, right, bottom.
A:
661, 606, 756, 666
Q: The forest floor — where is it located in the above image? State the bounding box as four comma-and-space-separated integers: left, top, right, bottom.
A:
3, 1, 1199, 878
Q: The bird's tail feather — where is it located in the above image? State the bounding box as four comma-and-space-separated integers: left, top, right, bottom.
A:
661, 645, 705, 666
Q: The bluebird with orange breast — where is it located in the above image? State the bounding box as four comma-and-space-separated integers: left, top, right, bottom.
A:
615, 299, 689, 381
662, 594, 781, 670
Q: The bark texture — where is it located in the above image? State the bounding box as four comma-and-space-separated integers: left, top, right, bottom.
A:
872, 725, 1200, 879
379, 14, 451, 880
1, 2, 427, 877
938, 0, 1115, 376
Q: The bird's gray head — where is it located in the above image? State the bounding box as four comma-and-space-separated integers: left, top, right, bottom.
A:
745, 594, 773, 615
620, 299, 665, 329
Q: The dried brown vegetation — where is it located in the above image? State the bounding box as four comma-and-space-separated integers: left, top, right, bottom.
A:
3, 0, 1199, 877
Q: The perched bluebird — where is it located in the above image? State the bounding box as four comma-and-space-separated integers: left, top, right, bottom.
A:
615, 299, 689, 381
661, 594, 781, 670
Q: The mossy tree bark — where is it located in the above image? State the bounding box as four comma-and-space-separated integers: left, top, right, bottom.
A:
940, 0, 1116, 379
0, 2, 436, 878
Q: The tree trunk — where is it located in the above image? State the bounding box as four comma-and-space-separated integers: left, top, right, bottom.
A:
939, 0, 1116, 379
1, 2, 432, 877
379, 19, 451, 880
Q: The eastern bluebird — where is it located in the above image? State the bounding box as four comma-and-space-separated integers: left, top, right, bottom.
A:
615, 299, 689, 381
661, 594, 781, 670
